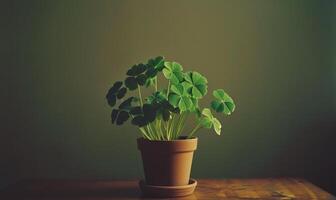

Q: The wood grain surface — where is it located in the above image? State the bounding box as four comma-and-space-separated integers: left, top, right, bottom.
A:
1, 178, 335, 199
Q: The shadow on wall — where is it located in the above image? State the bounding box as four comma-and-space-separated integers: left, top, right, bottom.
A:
264, 118, 336, 195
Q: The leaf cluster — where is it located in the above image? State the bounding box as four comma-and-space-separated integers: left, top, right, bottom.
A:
125, 56, 164, 90
106, 56, 236, 139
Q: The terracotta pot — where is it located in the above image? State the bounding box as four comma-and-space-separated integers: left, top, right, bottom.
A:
137, 137, 198, 186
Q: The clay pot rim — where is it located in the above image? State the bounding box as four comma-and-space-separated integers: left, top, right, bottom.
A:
137, 136, 197, 143
137, 137, 198, 152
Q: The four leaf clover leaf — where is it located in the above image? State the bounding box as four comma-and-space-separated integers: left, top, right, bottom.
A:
183, 71, 208, 99
211, 89, 235, 115
125, 63, 148, 90
131, 103, 158, 127
125, 56, 165, 90
106, 81, 127, 107
145, 56, 165, 87
200, 108, 222, 135
163, 62, 184, 84
111, 97, 138, 125
168, 84, 193, 112
147, 56, 165, 71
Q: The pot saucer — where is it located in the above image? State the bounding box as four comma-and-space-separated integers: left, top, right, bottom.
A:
139, 178, 197, 197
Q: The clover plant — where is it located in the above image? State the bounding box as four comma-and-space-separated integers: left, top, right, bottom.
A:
106, 56, 235, 140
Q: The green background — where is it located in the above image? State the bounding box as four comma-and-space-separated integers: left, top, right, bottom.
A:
2, 0, 336, 194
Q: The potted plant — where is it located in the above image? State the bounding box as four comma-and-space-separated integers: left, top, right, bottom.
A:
106, 56, 235, 197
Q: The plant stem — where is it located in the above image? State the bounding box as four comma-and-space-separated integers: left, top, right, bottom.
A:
174, 114, 182, 139
155, 77, 158, 91
155, 119, 163, 140
166, 116, 170, 139
145, 125, 155, 140
170, 114, 179, 140
158, 119, 165, 140
188, 123, 202, 139
147, 124, 156, 140
162, 121, 166, 140
167, 114, 174, 140
164, 122, 168, 139
176, 112, 187, 138
149, 122, 158, 140
167, 80, 170, 96
138, 85, 143, 106
139, 127, 151, 140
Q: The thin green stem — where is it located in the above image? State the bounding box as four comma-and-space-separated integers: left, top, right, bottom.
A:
148, 123, 158, 140
160, 120, 164, 140
167, 115, 172, 136
169, 114, 176, 140
158, 119, 165, 140
188, 123, 202, 139
164, 122, 168, 139
146, 125, 153, 139
155, 77, 158, 91
155, 119, 162, 140
149, 122, 158, 140
166, 116, 170, 139
176, 113, 187, 138
167, 80, 170, 96
174, 114, 182, 139
171, 113, 181, 140
138, 85, 143, 106
139, 127, 151, 140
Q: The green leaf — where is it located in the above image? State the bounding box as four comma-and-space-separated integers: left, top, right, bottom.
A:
106, 81, 123, 107
143, 104, 157, 123
200, 108, 222, 135
119, 97, 136, 110
147, 56, 165, 71
190, 98, 199, 112
131, 116, 147, 127
136, 74, 147, 86
168, 94, 180, 107
178, 96, 192, 112
125, 76, 138, 90
130, 106, 142, 115
163, 61, 184, 84
184, 72, 208, 99
116, 87, 127, 99
191, 71, 207, 85
145, 66, 158, 78
116, 110, 130, 125
170, 84, 183, 95
181, 82, 193, 91
111, 109, 119, 123
131, 103, 162, 127
202, 108, 213, 118
213, 118, 221, 135
111, 109, 130, 125
211, 100, 224, 112
146, 91, 167, 104
107, 94, 116, 107
200, 117, 212, 128
168, 84, 193, 112
127, 64, 147, 76
108, 81, 122, 94
212, 89, 235, 115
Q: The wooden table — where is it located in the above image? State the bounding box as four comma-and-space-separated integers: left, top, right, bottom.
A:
2, 178, 335, 199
